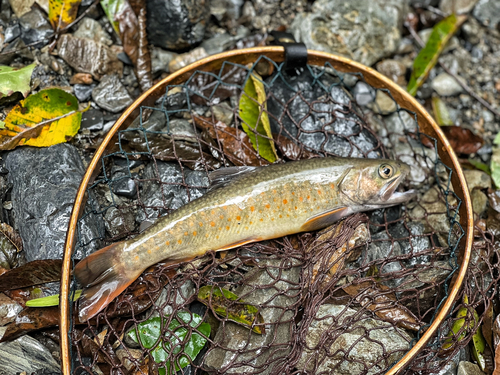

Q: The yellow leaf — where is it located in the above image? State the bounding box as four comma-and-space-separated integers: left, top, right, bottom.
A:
48, 0, 82, 31
0, 88, 83, 150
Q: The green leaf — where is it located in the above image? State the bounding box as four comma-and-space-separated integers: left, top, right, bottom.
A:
407, 14, 467, 96
48, 0, 82, 31
197, 285, 265, 334
100, 0, 128, 36
239, 72, 277, 162
0, 64, 35, 99
468, 158, 491, 175
472, 324, 487, 371
491, 147, 500, 188
26, 289, 82, 307
441, 295, 480, 352
127, 312, 210, 374
0, 88, 83, 150
431, 96, 453, 126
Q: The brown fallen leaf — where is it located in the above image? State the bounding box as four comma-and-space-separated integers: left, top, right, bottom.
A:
0, 222, 22, 268
135, 7, 152, 92
0, 306, 59, 342
442, 126, 483, 154
194, 115, 268, 166
493, 344, 500, 375
0, 260, 62, 292
274, 134, 316, 161
342, 280, 422, 332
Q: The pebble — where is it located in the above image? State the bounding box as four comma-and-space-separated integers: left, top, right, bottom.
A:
168, 47, 209, 73
73, 83, 95, 102
70, 73, 93, 85
431, 72, 464, 96
371, 90, 398, 114
57, 34, 123, 80
440, 0, 479, 14
81, 107, 104, 131
7, 0, 34, 17
151, 47, 178, 74
92, 74, 133, 113
376, 59, 407, 86
19, 8, 52, 48
4, 23, 20, 43
473, 0, 500, 29
73, 17, 113, 46
457, 361, 485, 375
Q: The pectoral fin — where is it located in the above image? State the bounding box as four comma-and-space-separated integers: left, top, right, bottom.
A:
216, 237, 262, 251
300, 207, 350, 232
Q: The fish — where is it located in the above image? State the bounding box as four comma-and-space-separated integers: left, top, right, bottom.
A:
74, 157, 416, 322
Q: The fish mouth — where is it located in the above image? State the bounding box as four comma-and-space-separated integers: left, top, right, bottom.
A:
379, 169, 416, 205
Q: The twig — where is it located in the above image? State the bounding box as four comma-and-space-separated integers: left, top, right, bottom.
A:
406, 23, 500, 119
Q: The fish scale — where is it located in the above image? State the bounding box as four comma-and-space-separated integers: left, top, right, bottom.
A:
74, 156, 415, 322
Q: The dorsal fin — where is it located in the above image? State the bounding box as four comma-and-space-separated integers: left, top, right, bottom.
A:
208, 166, 258, 191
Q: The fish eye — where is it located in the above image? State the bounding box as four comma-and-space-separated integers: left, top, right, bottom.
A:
378, 164, 394, 179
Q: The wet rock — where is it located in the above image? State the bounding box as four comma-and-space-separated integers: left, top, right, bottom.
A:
70, 73, 93, 85
431, 72, 464, 96
146, 0, 210, 50
210, 0, 244, 22
352, 81, 376, 106
266, 71, 381, 158
4, 144, 101, 261
296, 304, 412, 374
152, 280, 195, 316
204, 257, 301, 374
370, 90, 397, 114
427, 342, 469, 374
8, 0, 34, 18
471, 189, 487, 216
57, 34, 123, 80
0, 326, 60, 374
376, 60, 407, 86
4, 23, 20, 43
73, 83, 96, 102
104, 206, 135, 238
138, 161, 209, 220
19, 8, 52, 48
440, 0, 479, 14
73, 17, 112, 46
168, 47, 209, 73
0, 293, 22, 326
116, 348, 143, 371
473, 0, 500, 29
161, 119, 198, 142
207, 102, 234, 127
92, 74, 133, 113
111, 173, 137, 199
457, 361, 485, 375
463, 169, 491, 190
151, 47, 178, 74
80, 107, 104, 131
290, 0, 406, 66
200, 27, 250, 55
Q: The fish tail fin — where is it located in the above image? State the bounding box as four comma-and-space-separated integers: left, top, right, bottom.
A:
73, 241, 142, 322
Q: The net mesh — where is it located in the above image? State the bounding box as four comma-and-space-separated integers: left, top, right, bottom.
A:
68, 57, 495, 375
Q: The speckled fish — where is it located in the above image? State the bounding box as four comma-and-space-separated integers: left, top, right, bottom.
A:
74, 157, 416, 321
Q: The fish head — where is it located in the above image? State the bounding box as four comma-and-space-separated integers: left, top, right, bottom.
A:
339, 159, 416, 210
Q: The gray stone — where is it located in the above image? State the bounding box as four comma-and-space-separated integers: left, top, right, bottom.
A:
57, 34, 123, 80
161, 119, 198, 142
111, 172, 137, 199
146, 0, 210, 50
152, 280, 195, 317
266, 70, 381, 158
92, 75, 133, 113
473, 0, 500, 29
296, 304, 412, 374
4, 144, 101, 261
80, 107, 104, 131
4, 23, 20, 43
457, 361, 485, 375
200, 26, 250, 55
73, 83, 95, 102
290, 0, 406, 66
151, 47, 178, 74
427, 345, 469, 374
19, 8, 52, 48
388, 222, 432, 267
103, 206, 135, 238
74, 17, 112, 46
471, 189, 487, 216
370, 90, 397, 114
464, 169, 492, 191
376, 59, 407, 86
0, 293, 22, 326
0, 326, 60, 374
168, 47, 208, 73
210, 0, 244, 22
440, 0, 479, 14
138, 161, 209, 221
431, 72, 464, 96
353, 81, 376, 106
207, 101, 235, 126
204, 258, 301, 374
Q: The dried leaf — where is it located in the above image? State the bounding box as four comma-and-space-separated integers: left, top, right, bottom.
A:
274, 134, 316, 161
197, 285, 265, 334
239, 72, 277, 162
483, 303, 495, 351
135, 7, 152, 92
343, 280, 422, 331
48, 0, 82, 31
0, 260, 62, 292
431, 96, 453, 126
441, 126, 483, 154
0, 306, 59, 342
407, 14, 467, 96
493, 343, 500, 375
0, 88, 83, 150
0, 64, 35, 99
194, 116, 268, 166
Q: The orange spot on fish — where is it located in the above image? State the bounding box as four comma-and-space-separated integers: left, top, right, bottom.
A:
135, 256, 139, 261
279, 214, 282, 218
250, 206, 255, 212
318, 190, 322, 195
216, 235, 219, 239
261, 192, 265, 195
271, 218, 275, 221
189, 222, 194, 226
220, 215, 224, 219
193, 231, 197, 236
273, 189, 276, 193
236, 216, 241, 221
295, 206, 298, 210
211, 210, 215, 215
283, 199, 288, 204
250, 221, 253, 224
330, 183, 335, 189
265, 204, 270, 209
210, 222, 215, 227
226, 226, 230, 230
291, 192, 295, 195
199, 222, 203, 227
147, 250, 152, 254
184, 231, 188, 236
166, 241, 170, 246
299, 197, 303, 202
307, 195, 310, 200
227, 218, 231, 221
245, 226, 248, 230
260, 218, 264, 221
178, 239, 182, 244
